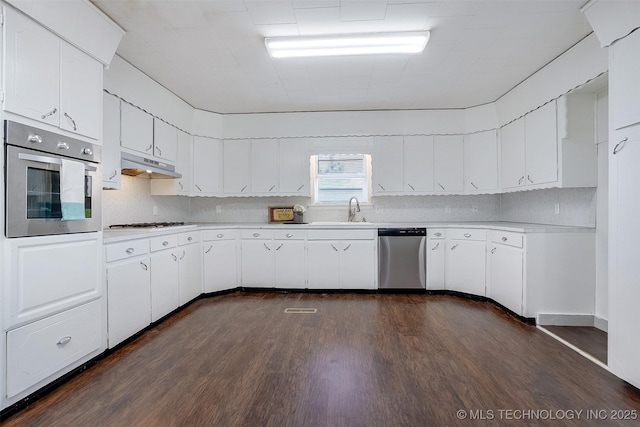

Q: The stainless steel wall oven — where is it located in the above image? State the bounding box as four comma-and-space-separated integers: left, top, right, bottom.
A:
4, 120, 102, 237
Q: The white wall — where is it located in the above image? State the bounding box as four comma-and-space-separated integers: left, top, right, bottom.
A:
595, 89, 609, 326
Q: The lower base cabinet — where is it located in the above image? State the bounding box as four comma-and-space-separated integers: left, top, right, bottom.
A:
203, 230, 238, 292
445, 230, 487, 296
149, 235, 179, 322
488, 231, 524, 315
178, 232, 202, 305
426, 230, 446, 290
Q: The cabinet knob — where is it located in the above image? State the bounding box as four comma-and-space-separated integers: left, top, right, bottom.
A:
82, 148, 93, 155
434, 232, 442, 237
188, 236, 193, 241
57, 336, 72, 346
464, 233, 471, 238
28, 134, 43, 144
57, 142, 70, 150
253, 233, 260, 237
162, 241, 169, 246
126, 248, 135, 254
286, 233, 293, 238
217, 234, 224, 238
501, 236, 508, 242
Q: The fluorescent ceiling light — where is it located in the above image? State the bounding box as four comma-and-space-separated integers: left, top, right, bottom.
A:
265, 31, 430, 58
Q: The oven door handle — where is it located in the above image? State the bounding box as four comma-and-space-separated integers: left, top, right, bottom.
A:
18, 153, 97, 171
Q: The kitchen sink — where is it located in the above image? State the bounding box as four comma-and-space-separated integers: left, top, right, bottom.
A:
309, 221, 373, 226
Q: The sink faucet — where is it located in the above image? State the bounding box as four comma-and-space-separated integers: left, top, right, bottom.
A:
348, 196, 361, 222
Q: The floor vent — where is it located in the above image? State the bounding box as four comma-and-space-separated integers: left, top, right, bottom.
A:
284, 308, 317, 314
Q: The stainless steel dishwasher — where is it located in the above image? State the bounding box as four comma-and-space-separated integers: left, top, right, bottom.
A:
378, 228, 426, 289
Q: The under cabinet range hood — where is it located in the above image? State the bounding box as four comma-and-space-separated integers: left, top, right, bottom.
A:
121, 151, 181, 179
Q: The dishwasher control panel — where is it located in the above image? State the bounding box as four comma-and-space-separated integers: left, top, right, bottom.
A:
378, 228, 426, 236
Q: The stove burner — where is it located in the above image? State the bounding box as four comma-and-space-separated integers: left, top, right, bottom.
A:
109, 221, 185, 229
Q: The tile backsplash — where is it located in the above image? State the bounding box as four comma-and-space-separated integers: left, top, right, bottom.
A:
103, 176, 596, 228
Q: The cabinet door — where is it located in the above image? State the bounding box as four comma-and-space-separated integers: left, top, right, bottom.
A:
279, 139, 310, 195
175, 131, 192, 195
373, 136, 404, 194
307, 241, 340, 289
611, 30, 640, 130
153, 119, 178, 162
192, 137, 221, 195
106, 258, 151, 348
102, 94, 121, 189
223, 139, 251, 194
340, 241, 376, 289
121, 102, 153, 155
251, 139, 279, 194
241, 240, 274, 287
465, 130, 498, 192
434, 135, 464, 192
150, 250, 179, 322
501, 118, 526, 189
4, 8, 60, 126
426, 238, 445, 290
404, 136, 434, 193
179, 243, 202, 305
489, 244, 523, 315
274, 241, 306, 288
446, 240, 486, 296
203, 239, 238, 292
60, 42, 102, 139
525, 101, 558, 186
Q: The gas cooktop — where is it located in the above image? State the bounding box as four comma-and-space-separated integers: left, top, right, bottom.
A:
109, 222, 185, 229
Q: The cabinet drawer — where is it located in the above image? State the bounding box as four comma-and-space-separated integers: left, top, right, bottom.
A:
307, 229, 375, 240
275, 230, 307, 240
105, 239, 149, 263
7, 299, 102, 397
241, 229, 274, 240
428, 229, 446, 239
448, 229, 487, 241
491, 230, 523, 248
179, 231, 200, 245
203, 229, 237, 241
149, 235, 178, 252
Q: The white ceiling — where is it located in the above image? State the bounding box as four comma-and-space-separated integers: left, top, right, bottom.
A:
90, 0, 593, 114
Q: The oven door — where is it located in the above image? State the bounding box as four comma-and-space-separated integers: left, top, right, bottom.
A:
5, 145, 102, 237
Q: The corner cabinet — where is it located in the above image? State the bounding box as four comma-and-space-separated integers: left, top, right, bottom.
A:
150, 130, 193, 196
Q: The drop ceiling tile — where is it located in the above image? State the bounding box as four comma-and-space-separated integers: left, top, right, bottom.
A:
152, 2, 210, 29
340, 1, 388, 22
203, 11, 256, 37
197, 0, 247, 13
429, 1, 479, 17
257, 23, 300, 37
245, 1, 297, 25
293, 0, 340, 9
295, 6, 341, 35
382, 2, 435, 31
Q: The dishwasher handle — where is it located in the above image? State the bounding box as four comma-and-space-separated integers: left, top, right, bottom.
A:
419, 236, 426, 288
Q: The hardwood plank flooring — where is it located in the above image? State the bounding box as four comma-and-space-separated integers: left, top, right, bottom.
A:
3, 292, 640, 426
544, 325, 608, 364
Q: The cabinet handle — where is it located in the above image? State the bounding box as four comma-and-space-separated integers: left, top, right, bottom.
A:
109, 170, 118, 180
253, 233, 260, 237
126, 248, 135, 254
464, 233, 471, 238
450, 244, 458, 250
438, 183, 445, 190
518, 176, 525, 185
343, 244, 352, 251
471, 182, 478, 189
491, 247, 496, 254
286, 233, 293, 238
276, 243, 284, 251
64, 112, 77, 131
146, 144, 153, 152
57, 142, 70, 150
179, 182, 184, 190
41, 108, 57, 120
501, 236, 508, 242
155, 146, 162, 156
264, 243, 271, 251
527, 175, 534, 184
432, 242, 440, 250
613, 137, 628, 155
195, 184, 203, 191
297, 184, 305, 191
434, 232, 442, 237
56, 336, 72, 346
241, 185, 248, 192
378, 183, 386, 191
180, 251, 186, 260
172, 253, 177, 261
217, 233, 224, 238
188, 236, 193, 242
140, 261, 148, 270
269, 185, 276, 192
331, 244, 338, 251
27, 134, 43, 144
162, 241, 169, 246
205, 245, 213, 254
407, 183, 415, 191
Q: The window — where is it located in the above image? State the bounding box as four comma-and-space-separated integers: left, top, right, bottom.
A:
311, 154, 371, 204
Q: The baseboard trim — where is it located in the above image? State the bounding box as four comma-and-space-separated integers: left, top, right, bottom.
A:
594, 316, 608, 332
538, 313, 595, 327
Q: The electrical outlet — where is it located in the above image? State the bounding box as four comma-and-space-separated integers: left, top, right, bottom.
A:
216, 205, 222, 214
554, 203, 560, 215
152, 206, 158, 216
445, 206, 451, 213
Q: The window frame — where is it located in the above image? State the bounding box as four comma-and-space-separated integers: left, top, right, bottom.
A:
310, 153, 372, 205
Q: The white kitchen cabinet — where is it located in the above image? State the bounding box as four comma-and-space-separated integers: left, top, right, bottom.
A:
178, 232, 202, 305
525, 101, 558, 186
610, 29, 640, 130
105, 240, 151, 348
445, 229, 487, 296
223, 139, 251, 195
241, 230, 275, 287
102, 93, 121, 189
150, 130, 192, 196
464, 130, 498, 193
153, 119, 178, 163
501, 118, 526, 190
278, 139, 310, 195
121, 102, 154, 155
426, 229, 446, 290
59, 42, 102, 139
488, 231, 524, 315
203, 230, 238, 292
373, 136, 404, 194
306, 241, 341, 289
251, 139, 279, 194
149, 236, 179, 322
192, 137, 222, 195
433, 135, 464, 193
338, 241, 376, 289
404, 135, 434, 193
274, 230, 306, 288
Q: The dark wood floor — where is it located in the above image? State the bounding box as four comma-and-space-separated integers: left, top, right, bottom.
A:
544, 325, 608, 364
3, 292, 640, 426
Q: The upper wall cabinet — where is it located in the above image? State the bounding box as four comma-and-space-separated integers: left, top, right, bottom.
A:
404, 136, 434, 193
372, 136, 404, 195
120, 102, 153, 155
610, 29, 640, 130
251, 139, 279, 194
525, 101, 558, 186
150, 130, 192, 196
4, 8, 102, 140
464, 131, 498, 193
278, 139, 310, 196
192, 137, 222, 196
102, 93, 121, 189
500, 118, 526, 190
223, 139, 252, 195
153, 119, 178, 163
433, 135, 464, 193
